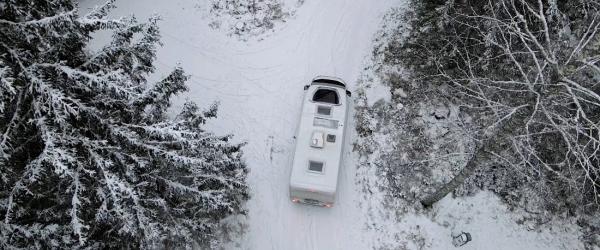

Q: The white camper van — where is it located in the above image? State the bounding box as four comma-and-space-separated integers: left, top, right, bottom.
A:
289, 76, 351, 207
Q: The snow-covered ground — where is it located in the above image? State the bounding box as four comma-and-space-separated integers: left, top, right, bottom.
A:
356, 9, 585, 249
357, 79, 584, 249
80, 0, 401, 249
79, 0, 586, 249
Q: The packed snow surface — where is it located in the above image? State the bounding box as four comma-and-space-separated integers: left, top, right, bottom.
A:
79, 0, 584, 249
80, 0, 400, 248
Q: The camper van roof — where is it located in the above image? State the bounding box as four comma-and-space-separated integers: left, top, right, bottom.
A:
289, 84, 348, 193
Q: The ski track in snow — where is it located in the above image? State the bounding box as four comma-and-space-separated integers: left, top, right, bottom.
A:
79, 0, 403, 249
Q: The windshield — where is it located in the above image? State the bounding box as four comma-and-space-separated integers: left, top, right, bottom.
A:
312, 89, 339, 104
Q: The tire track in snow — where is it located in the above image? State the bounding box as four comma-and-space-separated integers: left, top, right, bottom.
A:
330, 0, 348, 74
208, 0, 402, 248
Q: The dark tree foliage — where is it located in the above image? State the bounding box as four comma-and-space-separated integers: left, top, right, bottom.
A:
0, 0, 248, 248
388, 0, 600, 214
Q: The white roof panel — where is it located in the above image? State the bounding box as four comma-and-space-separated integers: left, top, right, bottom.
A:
290, 84, 348, 194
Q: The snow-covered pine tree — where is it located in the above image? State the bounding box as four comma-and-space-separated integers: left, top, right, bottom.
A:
0, 0, 249, 248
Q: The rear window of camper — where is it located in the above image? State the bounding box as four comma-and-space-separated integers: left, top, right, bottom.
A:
312, 89, 339, 104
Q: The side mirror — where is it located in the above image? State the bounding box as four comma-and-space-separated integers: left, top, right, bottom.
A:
304, 85, 310, 90
346, 90, 352, 97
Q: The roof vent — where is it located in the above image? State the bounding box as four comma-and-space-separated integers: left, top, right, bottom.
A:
326, 134, 336, 142
310, 131, 324, 148
317, 105, 332, 116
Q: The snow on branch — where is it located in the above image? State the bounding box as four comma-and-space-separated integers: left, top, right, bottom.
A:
397, 0, 600, 211
0, 10, 76, 27
0, 2, 248, 248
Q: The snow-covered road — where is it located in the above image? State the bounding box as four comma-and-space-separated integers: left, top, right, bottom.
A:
80, 0, 401, 249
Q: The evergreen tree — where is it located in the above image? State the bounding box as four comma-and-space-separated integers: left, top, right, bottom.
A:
0, 0, 248, 248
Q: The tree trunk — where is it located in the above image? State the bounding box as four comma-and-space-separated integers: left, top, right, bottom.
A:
420, 143, 487, 207
419, 100, 531, 207
420, 117, 510, 207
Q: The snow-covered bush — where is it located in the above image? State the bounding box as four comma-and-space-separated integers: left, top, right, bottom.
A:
359, 0, 600, 246
0, 0, 248, 248
402, 0, 600, 211
207, 0, 302, 39
356, 74, 474, 213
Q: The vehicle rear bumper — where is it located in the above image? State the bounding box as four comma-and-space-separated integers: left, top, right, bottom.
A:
289, 182, 336, 206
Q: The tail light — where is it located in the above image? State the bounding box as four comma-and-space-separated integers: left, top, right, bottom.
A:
324, 204, 333, 208
292, 198, 300, 203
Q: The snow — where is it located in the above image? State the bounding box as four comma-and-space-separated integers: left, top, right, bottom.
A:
431, 192, 584, 250
361, 189, 584, 249
77, 0, 586, 249
358, 111, 584, 249
79, 0, 400, 249
364, 81, 392, 107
